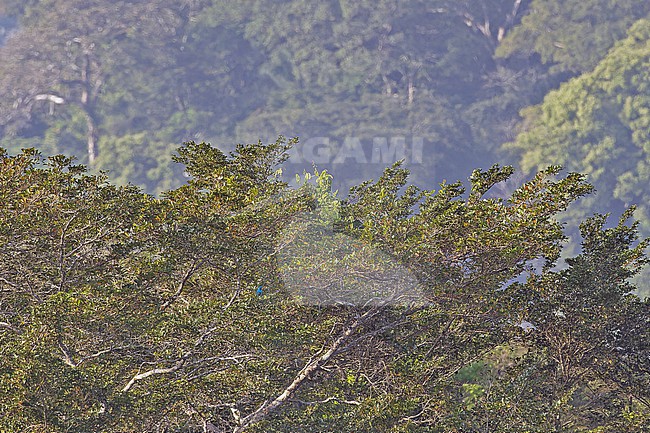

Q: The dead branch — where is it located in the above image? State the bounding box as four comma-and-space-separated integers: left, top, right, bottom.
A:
233, 308, 380, 432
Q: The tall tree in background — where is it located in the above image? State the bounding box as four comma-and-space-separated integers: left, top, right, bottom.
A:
0, 0, 184, 164
228, 0, 533, 189
504, 18, 650, 296
497, 0, 650, 74
504, 19, 650, 236
0, 0, 648, 221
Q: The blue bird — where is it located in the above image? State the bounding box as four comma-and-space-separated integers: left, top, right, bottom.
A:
256, 285, 264, 296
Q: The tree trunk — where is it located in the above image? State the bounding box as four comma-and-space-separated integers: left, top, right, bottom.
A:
80, 53, 97, 164
84, 109, 97, 164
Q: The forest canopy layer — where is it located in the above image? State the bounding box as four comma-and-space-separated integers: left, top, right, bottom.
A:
0, 140, 648, 432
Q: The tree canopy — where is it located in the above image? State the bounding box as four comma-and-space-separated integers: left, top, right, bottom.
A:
1, 2, 650, 428
497, 0, 650, 74
1, 139, 648, 432
0, 0, 544, 194
2, 0, 648, 218
505, 19, 650, 252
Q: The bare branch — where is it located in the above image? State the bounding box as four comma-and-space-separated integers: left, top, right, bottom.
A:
162, 260, 202, 309
0, 321, 23, 334
121, 353, 253, 392
33, 94, 65, 104
222, 263, 243, 311
234, 308, 380, 432
77, 346, 129, 366
194, 325, 221, 348
122, 355, 189, 392
58, 341, 129, 368
507, 0, 523, 26
289, 396, 361, 406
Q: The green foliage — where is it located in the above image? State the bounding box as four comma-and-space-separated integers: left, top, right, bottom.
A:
1, 140, 647, 431
498, 0, 650, 74
0, 0, 544, 194
2, 1, 650, 429
1, 0, 647, 234
497, 209, 650, 432
504, 18, 650, 295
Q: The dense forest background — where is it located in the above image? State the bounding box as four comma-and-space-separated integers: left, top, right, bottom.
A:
2, 2, 650, 431
1, 0, 650, 288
